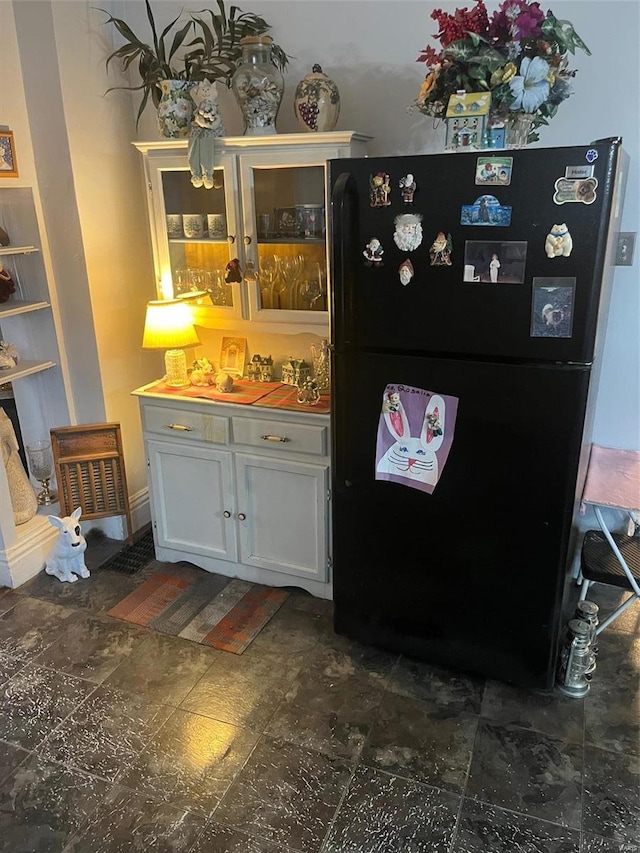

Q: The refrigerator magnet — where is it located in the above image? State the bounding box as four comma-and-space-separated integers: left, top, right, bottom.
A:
545, 224, 573, 258
399, 173, 417, 203
398, 258, 414, 285
375, 384, 459, 494
565, 165, 594, 179
429, 232, 453, 266
393, 213, 423, 252
369, 172, 391, 207
363, 238, 384, 266
475, 156, 513, 186
460, 194, 512, 226
530, 277, 576, 338
553, 177, 598, 205
585, 148, 599, 163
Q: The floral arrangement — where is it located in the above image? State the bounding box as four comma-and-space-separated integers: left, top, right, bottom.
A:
414, 0, 590, 142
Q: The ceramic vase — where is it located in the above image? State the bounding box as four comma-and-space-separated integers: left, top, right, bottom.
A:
231, 36, 284, 136
156, 80, 195, 138
294, 64, 340, 133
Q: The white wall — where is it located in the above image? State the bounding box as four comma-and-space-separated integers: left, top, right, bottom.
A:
125, 0, 640, 454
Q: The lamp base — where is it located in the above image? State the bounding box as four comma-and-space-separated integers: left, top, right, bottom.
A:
164, 348, 190, 388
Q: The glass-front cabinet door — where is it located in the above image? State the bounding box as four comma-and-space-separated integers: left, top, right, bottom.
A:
135, 134, 369, 332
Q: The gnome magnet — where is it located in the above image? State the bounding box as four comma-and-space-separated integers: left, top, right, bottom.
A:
429, 232, 453, 266
398, 258, 414, 285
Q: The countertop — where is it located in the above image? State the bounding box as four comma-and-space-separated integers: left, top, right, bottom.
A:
134, 379, 331, 414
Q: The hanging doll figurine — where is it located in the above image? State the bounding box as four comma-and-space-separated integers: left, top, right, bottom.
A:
429, 232, 453, 266
188, 80, 226, 190
225, 258, 243, 283
0, 262, 16, 303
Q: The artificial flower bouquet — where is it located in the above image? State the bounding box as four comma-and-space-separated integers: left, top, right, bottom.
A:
414, 0, 590, 142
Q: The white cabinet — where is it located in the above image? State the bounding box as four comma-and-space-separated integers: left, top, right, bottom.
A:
134, 386, 332, 599
134, 132, 369, 334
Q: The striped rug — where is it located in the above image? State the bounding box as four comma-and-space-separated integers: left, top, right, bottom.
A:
107, 571, 288, 654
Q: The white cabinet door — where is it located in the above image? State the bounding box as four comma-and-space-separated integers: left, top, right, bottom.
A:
148, 439, 238, 562
235, 453, 328, 581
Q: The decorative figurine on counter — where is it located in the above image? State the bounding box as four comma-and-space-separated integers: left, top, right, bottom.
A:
281, 358, 312, 386
545, 223, 573, 258
398, 258, 415, 286
0, 340, 17, 370
393, 214, 423, 253
44, 507, 90, 583
296, 378, 320, 406
399, 173, 417, 204
225, 258, 243, 283
259, 355, 274, 382
215, 370, 234, 392
190, 357, 215, 386
363, 238, 384, 267
248, 354, 274, 382
429, 232, 453, 266
369, 172, 391, 207
0, 263, 16, 303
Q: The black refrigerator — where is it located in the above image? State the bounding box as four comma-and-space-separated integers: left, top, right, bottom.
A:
328, 139, 626, 690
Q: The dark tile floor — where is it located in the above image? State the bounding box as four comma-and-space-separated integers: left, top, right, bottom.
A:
0, 532, 637, 853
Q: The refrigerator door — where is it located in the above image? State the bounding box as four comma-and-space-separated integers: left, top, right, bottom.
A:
331, 350, 591, 688
329, 140, 621, 363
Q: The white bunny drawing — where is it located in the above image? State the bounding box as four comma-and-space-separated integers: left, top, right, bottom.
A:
376, 394, 446, 486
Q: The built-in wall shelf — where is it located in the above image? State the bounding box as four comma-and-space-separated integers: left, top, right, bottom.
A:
0, 300, 50, 318
0, 245, 39, 256
0, 359, 55, 382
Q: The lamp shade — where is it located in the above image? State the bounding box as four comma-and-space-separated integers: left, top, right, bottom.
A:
142, 300, 200, 350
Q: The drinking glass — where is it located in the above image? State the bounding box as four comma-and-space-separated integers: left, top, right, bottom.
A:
26, 440, 58, 505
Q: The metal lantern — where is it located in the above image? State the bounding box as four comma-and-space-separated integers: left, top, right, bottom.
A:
557, 607, 599, 698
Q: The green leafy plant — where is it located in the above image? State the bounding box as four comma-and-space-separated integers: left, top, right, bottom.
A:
99, 0, 289, 125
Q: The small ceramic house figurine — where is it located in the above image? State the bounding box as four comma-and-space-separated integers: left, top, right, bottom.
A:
247, 354, 262, 382
445, 91, 491, 151
259, 355, 274, 382
281, 358, 312, 386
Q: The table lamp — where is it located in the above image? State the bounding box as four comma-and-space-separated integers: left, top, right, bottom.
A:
142, 299, 200, 388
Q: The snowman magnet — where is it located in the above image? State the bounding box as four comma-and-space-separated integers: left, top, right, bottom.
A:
398, 258, 414, 285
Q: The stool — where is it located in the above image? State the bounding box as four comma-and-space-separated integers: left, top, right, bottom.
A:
578, 445, 640, 634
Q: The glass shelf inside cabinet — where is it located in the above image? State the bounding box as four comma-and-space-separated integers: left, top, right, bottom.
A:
161, 168, 232, 308
252, 165, 327, 313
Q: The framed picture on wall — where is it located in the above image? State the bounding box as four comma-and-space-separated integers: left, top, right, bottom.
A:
0, 132, 18, 178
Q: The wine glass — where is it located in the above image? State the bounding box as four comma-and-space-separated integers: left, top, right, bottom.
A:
26, 440, 58, 505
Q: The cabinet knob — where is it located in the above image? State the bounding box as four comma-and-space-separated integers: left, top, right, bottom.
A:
243, 235, 252, 245
223, 511, 231, 518
227, 235, 236, 244
237, 513, 246, 521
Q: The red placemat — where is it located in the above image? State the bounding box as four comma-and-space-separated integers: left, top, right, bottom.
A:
253, 384, 331, 414
146, 379, 283, 406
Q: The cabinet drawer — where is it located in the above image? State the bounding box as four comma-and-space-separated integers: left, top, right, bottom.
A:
232, 416, 326, 456
143, 405, 229, 444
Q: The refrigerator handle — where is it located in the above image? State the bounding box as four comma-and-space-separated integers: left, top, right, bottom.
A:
330, 171, 358, 349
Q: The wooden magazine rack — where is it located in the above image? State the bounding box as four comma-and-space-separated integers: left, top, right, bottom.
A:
50, 423, 133, 544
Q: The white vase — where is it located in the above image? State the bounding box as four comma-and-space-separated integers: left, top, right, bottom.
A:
231, 36, 284, 136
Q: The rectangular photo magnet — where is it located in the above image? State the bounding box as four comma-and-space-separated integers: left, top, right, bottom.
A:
530, 277, 576, 338
475, 156, 513, 186
463, 241, 527, 284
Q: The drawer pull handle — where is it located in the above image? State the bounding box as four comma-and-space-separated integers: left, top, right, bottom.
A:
223, 511, 231, 518
166, 423, 193, 431
260, 434, 289, 443
237, 513, 246, 521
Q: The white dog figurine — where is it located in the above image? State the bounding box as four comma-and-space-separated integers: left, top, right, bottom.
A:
44, 507, 90, 583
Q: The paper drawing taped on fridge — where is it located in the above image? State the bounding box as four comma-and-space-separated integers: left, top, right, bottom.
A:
375, 384, 459, 494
